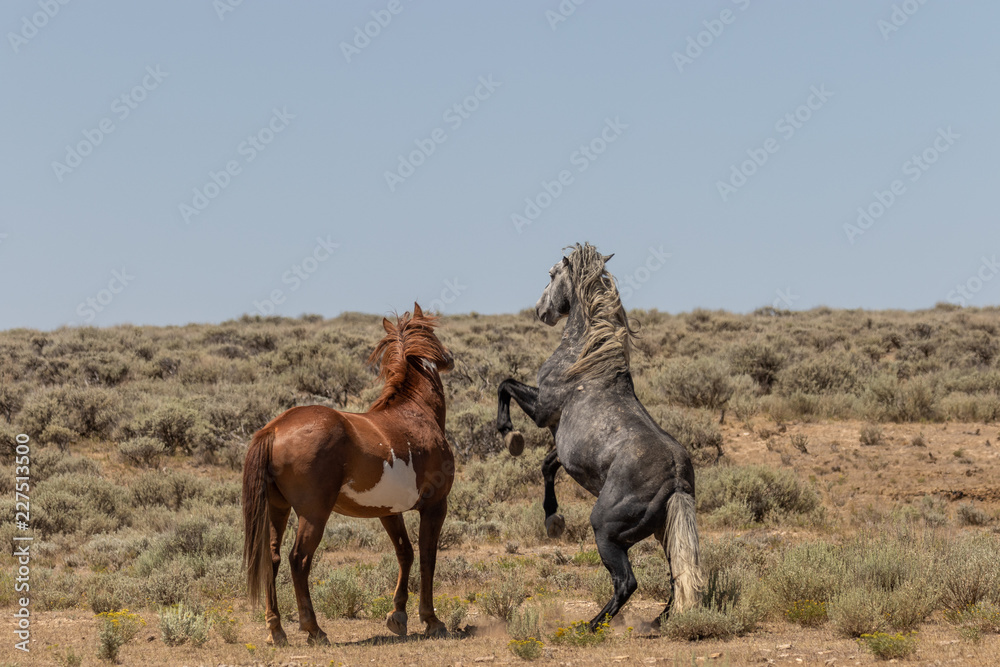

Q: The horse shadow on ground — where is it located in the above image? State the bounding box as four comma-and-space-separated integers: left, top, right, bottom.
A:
334, 626, 475, 647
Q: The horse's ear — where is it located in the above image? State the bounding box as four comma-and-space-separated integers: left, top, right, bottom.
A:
562, 256, 570, 267
602, 253, 614, 263
413, 302, 423, 318
382, 317, 394, 334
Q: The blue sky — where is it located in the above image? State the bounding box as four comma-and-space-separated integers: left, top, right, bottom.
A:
2, 1, 999, 330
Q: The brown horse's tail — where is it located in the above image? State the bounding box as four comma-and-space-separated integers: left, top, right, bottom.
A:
242, 429, 274, 608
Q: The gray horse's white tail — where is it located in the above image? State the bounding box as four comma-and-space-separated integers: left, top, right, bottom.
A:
664, 491, 703, 613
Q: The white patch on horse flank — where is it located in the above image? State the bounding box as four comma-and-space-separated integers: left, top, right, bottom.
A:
340, 445, 419, 513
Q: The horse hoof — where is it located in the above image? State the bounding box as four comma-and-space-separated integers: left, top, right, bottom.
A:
425, 619, 448, 637
307, 631, 330, 646
505, 431, 525, 456
386, 610, 408, 637
545, 513, 565, 539
266, 629, 288, 647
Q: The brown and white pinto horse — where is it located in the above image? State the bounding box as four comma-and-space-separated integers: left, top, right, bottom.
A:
242, 304, 455, 645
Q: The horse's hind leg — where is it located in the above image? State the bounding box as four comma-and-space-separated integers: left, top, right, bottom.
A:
542, 449, 565, 538
379, 514, 414, 636
288, 512, 331, 645
266, 502, 291, 647
417, 498, 448, 636
587, 487, 658, 630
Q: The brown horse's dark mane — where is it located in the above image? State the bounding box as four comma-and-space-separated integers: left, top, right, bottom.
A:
368, 309, 447, 410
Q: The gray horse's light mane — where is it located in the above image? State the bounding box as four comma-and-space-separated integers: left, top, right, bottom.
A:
564, 243, 639, 380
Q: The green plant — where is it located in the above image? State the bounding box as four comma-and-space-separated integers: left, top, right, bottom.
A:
857, 631, 917, 660
434, 594, 470, 632
659, 606, 736, 641
550, 619, 609, 646
507, 604, 541, 640
159, 603, 209, 647
508, 638, 544, 660
480, 575, 527, 622
117, 436, 165, 468
95, 609, 144, 662
207, 604, 240, 644
785, 599, 827, 627
316, 568, 369, 619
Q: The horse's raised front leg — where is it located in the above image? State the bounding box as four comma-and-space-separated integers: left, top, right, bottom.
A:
417, 498, 448, 636
379, 514, 413, 636
542, 448, 565, 538
288, 512, 331, 646
496, 379, 540, 456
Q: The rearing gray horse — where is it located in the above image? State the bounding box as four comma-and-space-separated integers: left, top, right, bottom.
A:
496, 243, 702, 630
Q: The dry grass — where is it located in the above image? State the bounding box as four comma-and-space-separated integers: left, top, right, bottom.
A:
3, 307, 1000, 664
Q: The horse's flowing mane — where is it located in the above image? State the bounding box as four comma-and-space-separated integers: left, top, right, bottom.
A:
564, 243, 639, 381
368, 307, 448, 410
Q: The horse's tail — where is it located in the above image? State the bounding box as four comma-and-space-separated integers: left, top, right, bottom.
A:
242, 428, 275, 608
664, 490, 703, 613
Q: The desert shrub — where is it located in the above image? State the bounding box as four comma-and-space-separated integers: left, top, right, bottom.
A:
34, 569, 82, 610
316, 568, 369, 619
130, 471, 205, 510
480, 573, 528, 622
864, 374, 938, 422
33, 473, 132, 537
939, 533, 1000, 611
857, 631, 917, 660
659, 606, 736, 641
656, 358, 734, 411
207, 605, 241, 643
293, 351, 368, 406
729, 341, 786, 393
96, 610, 145, 662
78, 353, 131, 387
785, 599, 827, 627
143, 561, 195, 607
86, 574, 145, 614
435, 595, 470, 632
16, 390, 69, 440
551, 619, 610, 646
120, 402, 216, 455
945, 601, 1000, 635
859, 423, 885, 447
697, 465, 820, 524
655, 407, 724, 465
778, 352, 860, 396
508, 637, 544, 660
160, 603, 209, 647
957, 502, 991, 526
82, 534, 151, 572
507, 604, 541, 639
767, 541, 844, 606
117, 436, 164, 468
